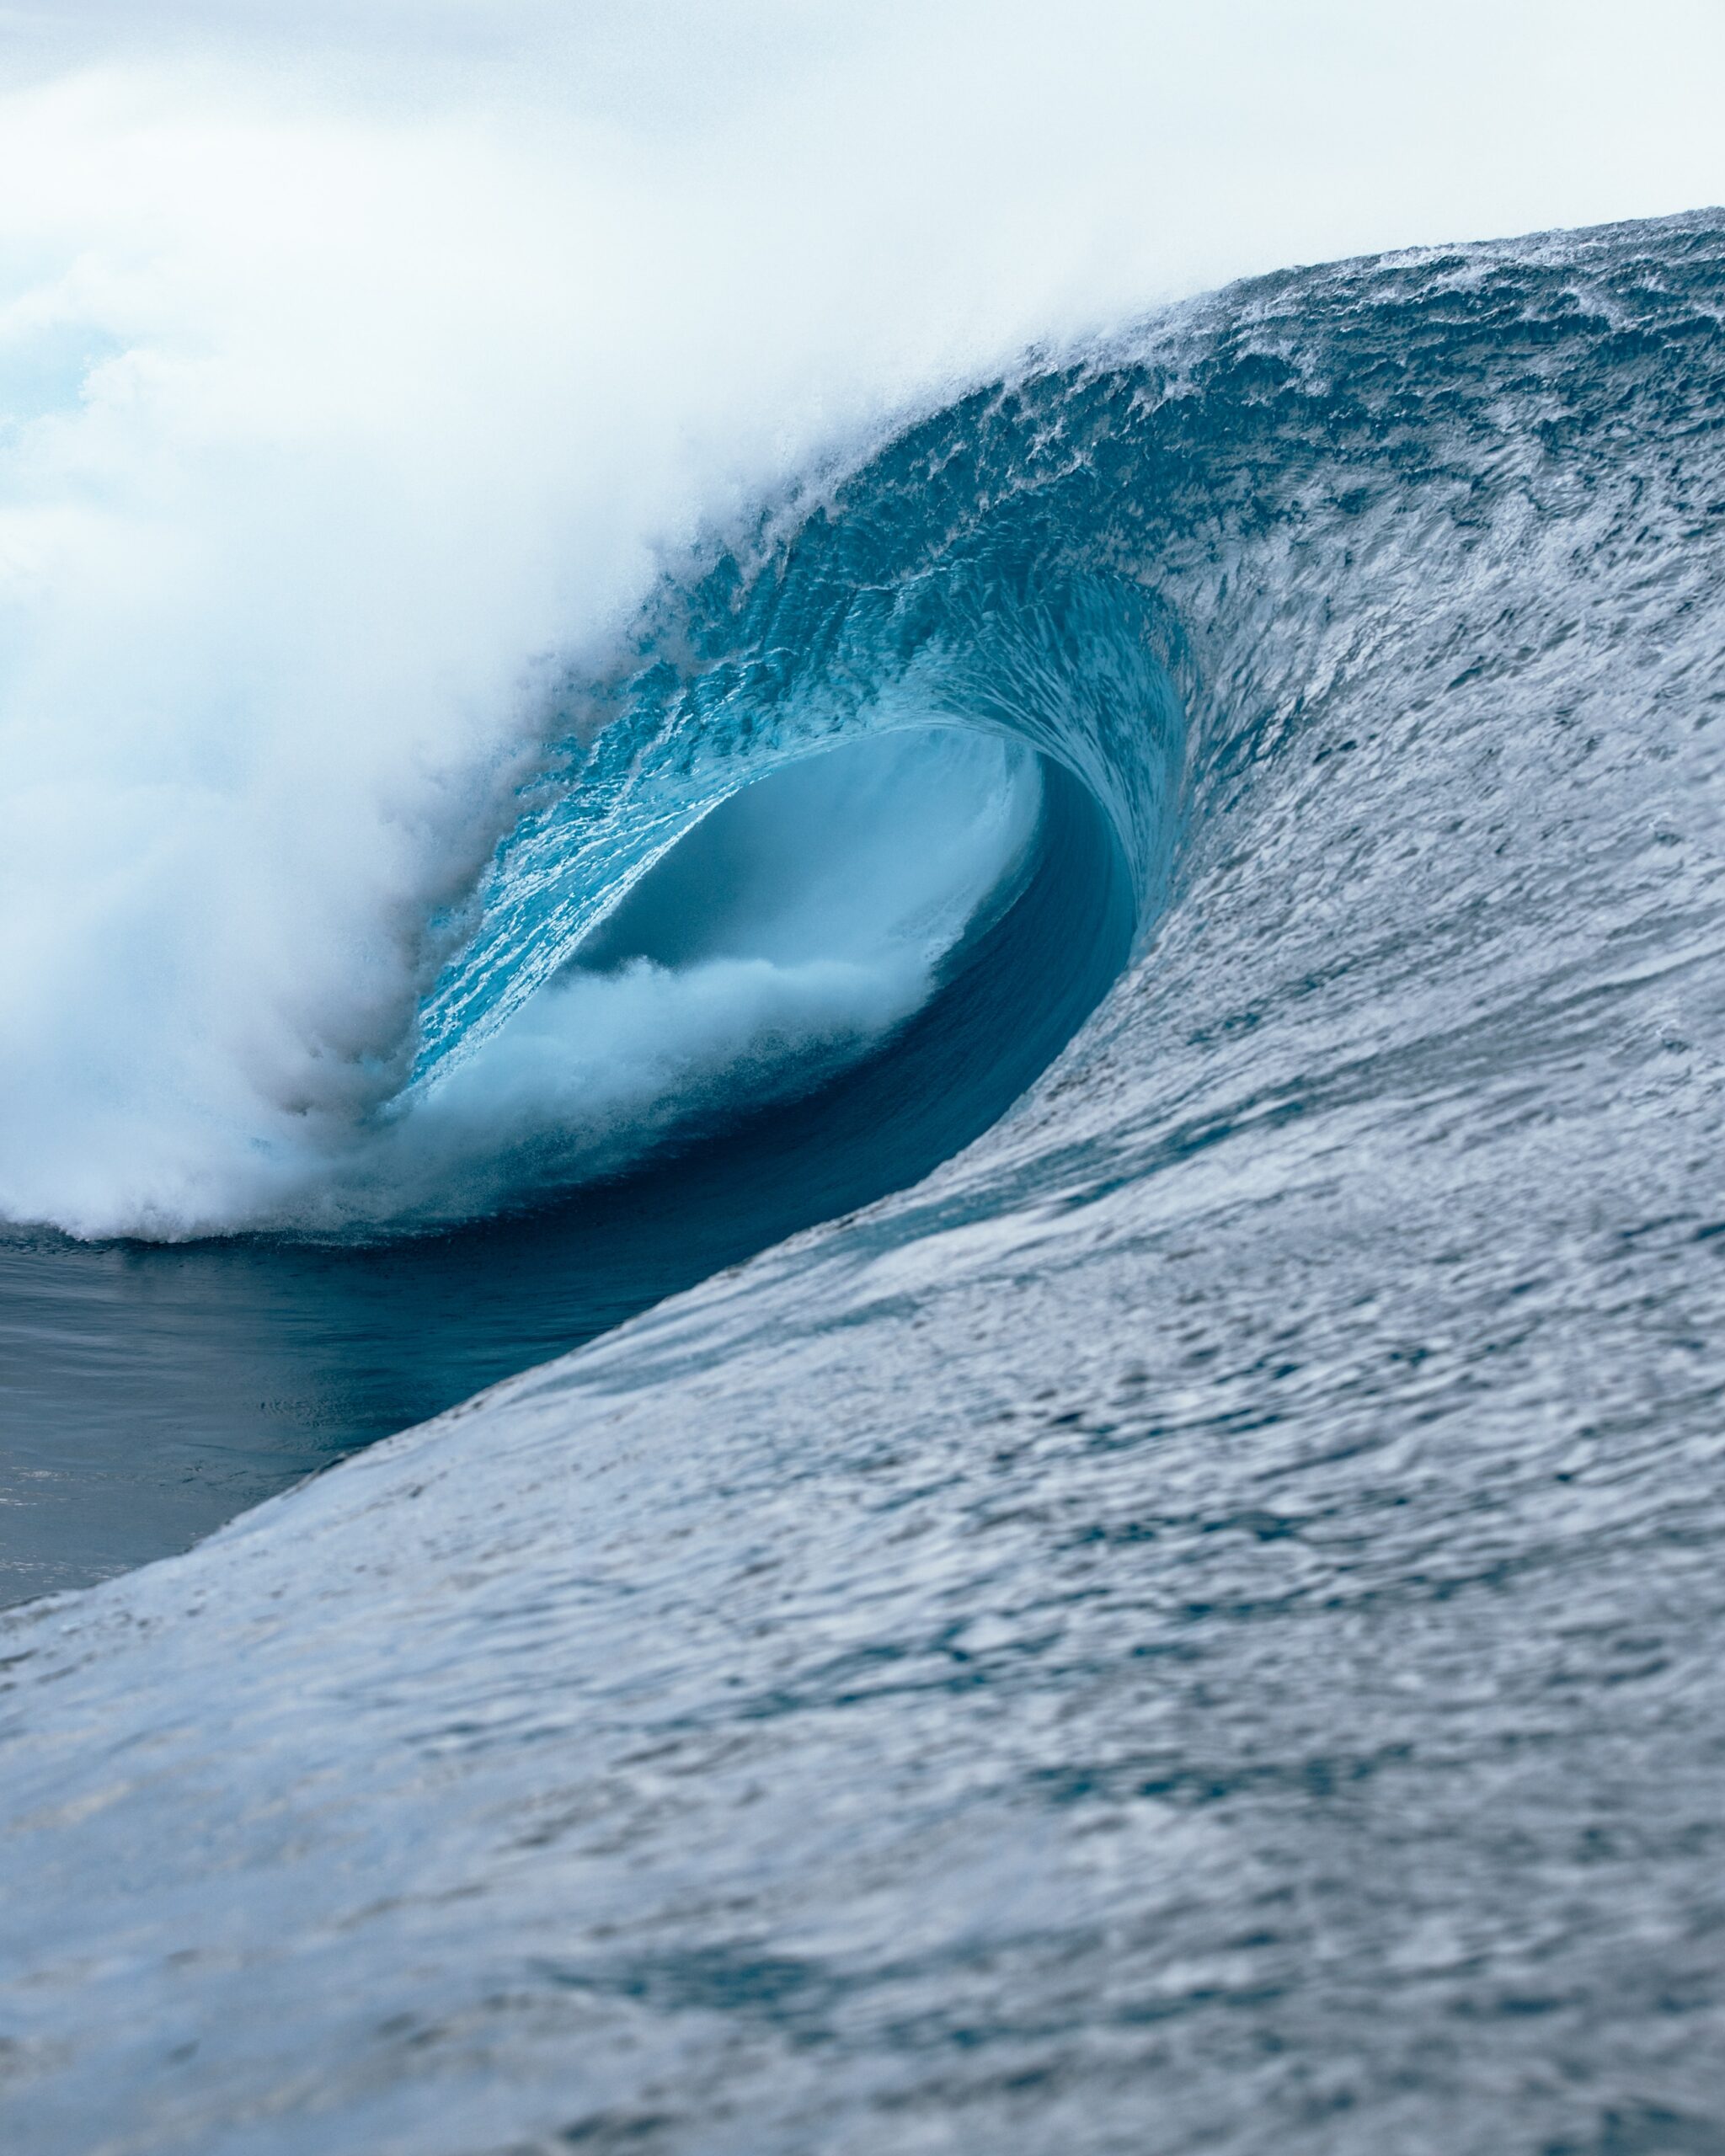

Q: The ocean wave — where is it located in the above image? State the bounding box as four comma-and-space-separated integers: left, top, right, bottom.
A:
3, 208, 1725, 2151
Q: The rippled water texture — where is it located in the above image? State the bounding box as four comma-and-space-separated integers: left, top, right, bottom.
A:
3, 211, 1725, 2153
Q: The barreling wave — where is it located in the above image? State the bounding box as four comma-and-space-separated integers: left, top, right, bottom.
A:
3, 322, 1194, 1238
13, 208, 1720, 1247
344, 498, 1185, 1233
369, 201, 1722, 1230
7, 212, 1725, 2156
5, 205, 1720, 1559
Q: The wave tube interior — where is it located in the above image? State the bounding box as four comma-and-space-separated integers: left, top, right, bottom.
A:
0, 714, 1140, 1603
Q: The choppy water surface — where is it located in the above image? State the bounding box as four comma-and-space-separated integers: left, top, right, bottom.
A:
3, 211, 1725, 2153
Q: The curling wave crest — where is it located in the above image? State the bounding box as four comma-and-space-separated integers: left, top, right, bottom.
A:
0, 443, 1178, 1241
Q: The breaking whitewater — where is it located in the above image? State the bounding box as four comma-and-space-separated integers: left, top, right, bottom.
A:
4, 211, 1725, 2153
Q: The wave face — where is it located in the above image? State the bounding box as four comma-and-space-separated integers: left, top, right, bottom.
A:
4, 212, 1725, 2153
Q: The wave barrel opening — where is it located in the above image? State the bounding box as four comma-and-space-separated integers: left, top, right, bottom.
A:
0, 707, 1146, 1604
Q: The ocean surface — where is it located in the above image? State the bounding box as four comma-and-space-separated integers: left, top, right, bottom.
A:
3, 210, 1725, 2152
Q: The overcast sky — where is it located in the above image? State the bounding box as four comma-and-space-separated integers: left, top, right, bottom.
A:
4, 3, 1722, 261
